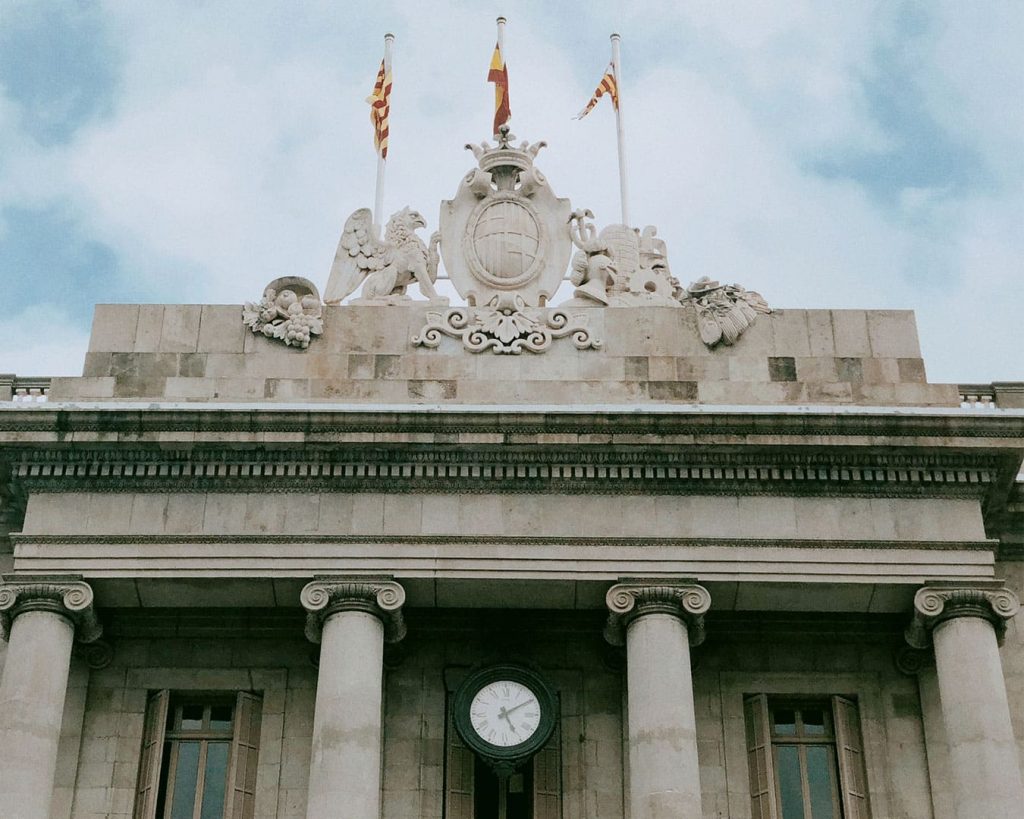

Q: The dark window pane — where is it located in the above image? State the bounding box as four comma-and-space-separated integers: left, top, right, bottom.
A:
773, 709, 797, 736
802, 709, 826, 736
209, 705, 233, 731
806, 745, 838, 818
776, 746, 805, 819
200, 742, 230, 819
169, 742, 200, 819
180, 704, 204, 730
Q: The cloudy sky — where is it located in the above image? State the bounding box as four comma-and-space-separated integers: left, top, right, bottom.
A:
0, 1, 1021, 382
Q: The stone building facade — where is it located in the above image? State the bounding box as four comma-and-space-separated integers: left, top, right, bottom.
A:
1, 135, 1022, 819
0, 298, 1022, 819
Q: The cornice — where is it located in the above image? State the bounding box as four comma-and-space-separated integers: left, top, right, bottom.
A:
300, 576, 406, 644
604, 579, 712, 647
905, 582, 1020, 648
0, 574, 102, 643
5, 447, 1007, 500
0, 404, 1022, 441
8, 533, 997, 552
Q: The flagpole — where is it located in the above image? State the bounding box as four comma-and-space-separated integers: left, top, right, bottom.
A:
610, 33, 630, 226
373, 32, 394, 234
496, 16, 506, 54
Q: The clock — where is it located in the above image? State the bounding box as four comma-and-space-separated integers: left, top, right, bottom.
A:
453, 664, 557, 769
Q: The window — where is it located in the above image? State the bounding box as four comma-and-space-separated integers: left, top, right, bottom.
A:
134, 690, 262, 819
444, 702, 561, 819
744, 695, 870, 819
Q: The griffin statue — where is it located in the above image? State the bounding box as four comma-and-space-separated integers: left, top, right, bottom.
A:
323, 207, 445, 304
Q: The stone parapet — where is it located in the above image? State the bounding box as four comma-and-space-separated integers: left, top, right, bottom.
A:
905, 581, 1020, 648
48, 303, 958, 407
0, 575, 102, 643
301, 576, 406, 643
604, 579, 711, 646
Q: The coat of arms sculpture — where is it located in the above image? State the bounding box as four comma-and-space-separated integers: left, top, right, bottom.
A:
438, 126, 571, 309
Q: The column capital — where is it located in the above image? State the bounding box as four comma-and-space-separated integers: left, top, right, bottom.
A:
604, 578, 711, 647
0, 575, 102, 643
905, 582, 1020, 649
301, 576, 406, 644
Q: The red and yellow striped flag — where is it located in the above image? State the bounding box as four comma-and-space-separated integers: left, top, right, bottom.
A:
488, 42, 510, 135
575, 63, 618, 119
367, 59, 392, 159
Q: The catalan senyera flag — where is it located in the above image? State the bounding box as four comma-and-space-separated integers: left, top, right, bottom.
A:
575, 63, 618, 119
488, 42, 510, 135
367, 59, 392, 159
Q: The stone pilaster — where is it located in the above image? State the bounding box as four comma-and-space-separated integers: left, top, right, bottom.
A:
606, 579, 710, 819
301, 576, 406, 819
0, 576, 101, 819
905, 582, 1024, 819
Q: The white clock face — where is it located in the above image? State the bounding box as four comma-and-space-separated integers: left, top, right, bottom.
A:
469, 680, 542, 747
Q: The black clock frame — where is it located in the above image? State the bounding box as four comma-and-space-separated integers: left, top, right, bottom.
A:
453, 664, 558, 772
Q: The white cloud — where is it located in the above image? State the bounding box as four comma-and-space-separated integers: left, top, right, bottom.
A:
0, 305, 90, 376
0, 1, 1020, 383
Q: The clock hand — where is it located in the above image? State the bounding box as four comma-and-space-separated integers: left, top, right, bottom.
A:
497, 706, 519, 733
504, 697, 537, 716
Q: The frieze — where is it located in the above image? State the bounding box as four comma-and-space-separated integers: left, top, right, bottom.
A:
8, 447, 1001, 500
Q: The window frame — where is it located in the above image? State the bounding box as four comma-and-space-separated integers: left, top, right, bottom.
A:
133, 690, 263, 819
721, 673, 891, 819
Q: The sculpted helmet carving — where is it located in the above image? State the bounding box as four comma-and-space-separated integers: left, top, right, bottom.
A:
439, 126, 572, 308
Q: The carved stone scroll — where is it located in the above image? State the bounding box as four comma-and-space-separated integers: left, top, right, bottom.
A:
0, 575, 102, 643
300, 576, 407, 644
412, 298, 601, 355
905, 583, 1020, 649
604, 579, 711, 647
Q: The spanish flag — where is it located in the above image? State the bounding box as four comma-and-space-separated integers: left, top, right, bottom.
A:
367, 59, 392, 159
576, 63, 618, 119
488, 42, 510, 135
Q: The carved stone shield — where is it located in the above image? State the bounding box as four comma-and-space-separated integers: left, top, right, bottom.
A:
440, 141, 571, 307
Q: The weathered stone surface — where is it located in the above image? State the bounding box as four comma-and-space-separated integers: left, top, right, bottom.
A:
57, 303, 955, 407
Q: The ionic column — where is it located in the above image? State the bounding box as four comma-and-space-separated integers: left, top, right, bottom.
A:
301, 576, 406, 819
0, 576, 102, 819
906, 583, 1024, 819
605, 579, 711, 819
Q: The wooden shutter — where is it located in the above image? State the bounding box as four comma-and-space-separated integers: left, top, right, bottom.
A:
533, 719, 562, 819
133, 689, 170, 819
445, 706, 475, 819
833, 695, 871, 819
224, 691, 263, 819
743, 694, 779, 819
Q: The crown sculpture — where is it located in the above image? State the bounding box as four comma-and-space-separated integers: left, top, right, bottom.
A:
244, 126, 770, 353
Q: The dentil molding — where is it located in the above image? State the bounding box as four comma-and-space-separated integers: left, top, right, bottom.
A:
301, 576, 407, 644
604, 579, 711, 647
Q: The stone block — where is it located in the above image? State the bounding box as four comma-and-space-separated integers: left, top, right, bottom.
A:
647, 380, 697, 401
795, 356, 838, 382
830, 310, 871, 356
806, 310, 836, 356
897, 357, 927, 383
197, 305, 246, 353
158, 305, 202, 353
88, 305, 139, 352
768, 356, 797, 382
407, 380, 457, 401
866, 310, 921, 358
770, 310, 812, 357
134, 305, 165, 352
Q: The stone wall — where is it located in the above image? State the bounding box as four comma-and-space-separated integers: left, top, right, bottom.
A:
49, 304, 958, 406
50, 614, 941, 819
